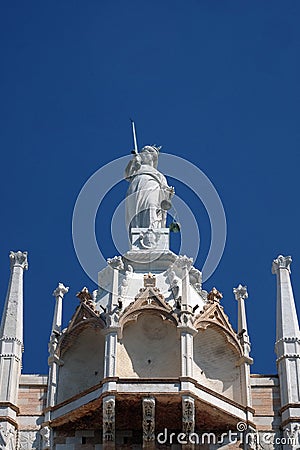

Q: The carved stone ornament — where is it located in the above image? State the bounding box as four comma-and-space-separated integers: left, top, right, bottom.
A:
139, 229, 160, 249
0, 424, 16, 449
76, 287, 97, 311
107, 255, 124, 270
40, 426, 50, 449
284, 423, 300, 446
174, 255, 193, 271
207, 287, 223, 304
53, 282, 69, 299
246, 430, 259, 450
19, 430, 40, 450
144, 272, 156, 287
272, 254, 292, 274
142, 397, 155, 441
9, 250, 28, 270
103, 397, 115, 442
182, 397, 195, 434
233, 284, 248, 302
48, 333, 58, 356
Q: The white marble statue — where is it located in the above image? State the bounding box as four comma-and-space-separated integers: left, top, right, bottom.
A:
125, 146, 174, 230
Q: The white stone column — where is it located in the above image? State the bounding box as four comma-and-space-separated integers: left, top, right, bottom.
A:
182, 395, 195, 450
103, 395, 115, 449
104, 328, 118, 378
180, 328, 195, 378
142, 397, 155, 449
104, 257, 123, 378
233, 284, 253, 410
51, 283, 69, 334
46, 283, 69, 409
175, 256, 197, 378
272, 255, 300, 446
0, 251, 28, 450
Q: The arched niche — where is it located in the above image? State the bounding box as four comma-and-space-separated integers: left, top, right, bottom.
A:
193, 325, 242, 403
56, 322, 105, 403
117, 312, 180, 378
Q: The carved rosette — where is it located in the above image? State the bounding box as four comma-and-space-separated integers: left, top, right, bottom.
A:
9, 250, 28, 270
182, 397, 195, 435
142, 397, 155, 442
272, 254, 292, 274
103, 397, 115, 442
233, 284, 248, 302
53, 282, 69, 299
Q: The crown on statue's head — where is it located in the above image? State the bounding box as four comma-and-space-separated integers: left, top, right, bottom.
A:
141, 145, 162, 154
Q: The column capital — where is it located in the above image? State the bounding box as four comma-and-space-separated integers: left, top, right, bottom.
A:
233, 284, 248, 301
53, 283, 69, 299
9, 251, 28, 270
272, 255, 292, 274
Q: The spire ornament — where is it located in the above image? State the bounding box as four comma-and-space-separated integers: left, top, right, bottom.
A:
207, 287, 223, 304
233, 284, 248, 302
9, 251, 28, 270
53, 283, 69, 299
272, 255, 292, 274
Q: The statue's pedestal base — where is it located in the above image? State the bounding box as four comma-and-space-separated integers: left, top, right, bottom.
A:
131, 228, 169, 252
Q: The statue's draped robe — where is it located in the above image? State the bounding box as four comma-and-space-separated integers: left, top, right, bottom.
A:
125, 162, 168, 230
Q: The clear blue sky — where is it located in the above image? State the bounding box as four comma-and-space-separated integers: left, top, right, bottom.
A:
0, 1, 300, 375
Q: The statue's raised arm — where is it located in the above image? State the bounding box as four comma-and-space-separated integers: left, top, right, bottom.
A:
124, 146, 174, 231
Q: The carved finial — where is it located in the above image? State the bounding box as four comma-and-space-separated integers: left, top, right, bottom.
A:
233, 284, 248, 301
107, 256, 124, 270
53, 283, 69, 299
207, 287, 223, 303
9, 251, 28, 270
76, 287, 93, 303
144, 273, 156, 287
272, 255, 292, 274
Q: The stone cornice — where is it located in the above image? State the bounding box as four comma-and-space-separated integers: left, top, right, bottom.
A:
280, 403, 300, 414
0, 416, 18, 429
277, 354, 300, 363
0, 336, 22, 345
0, 402, 20, 414
0, 354, 21, 362
275, 336, 300, 345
